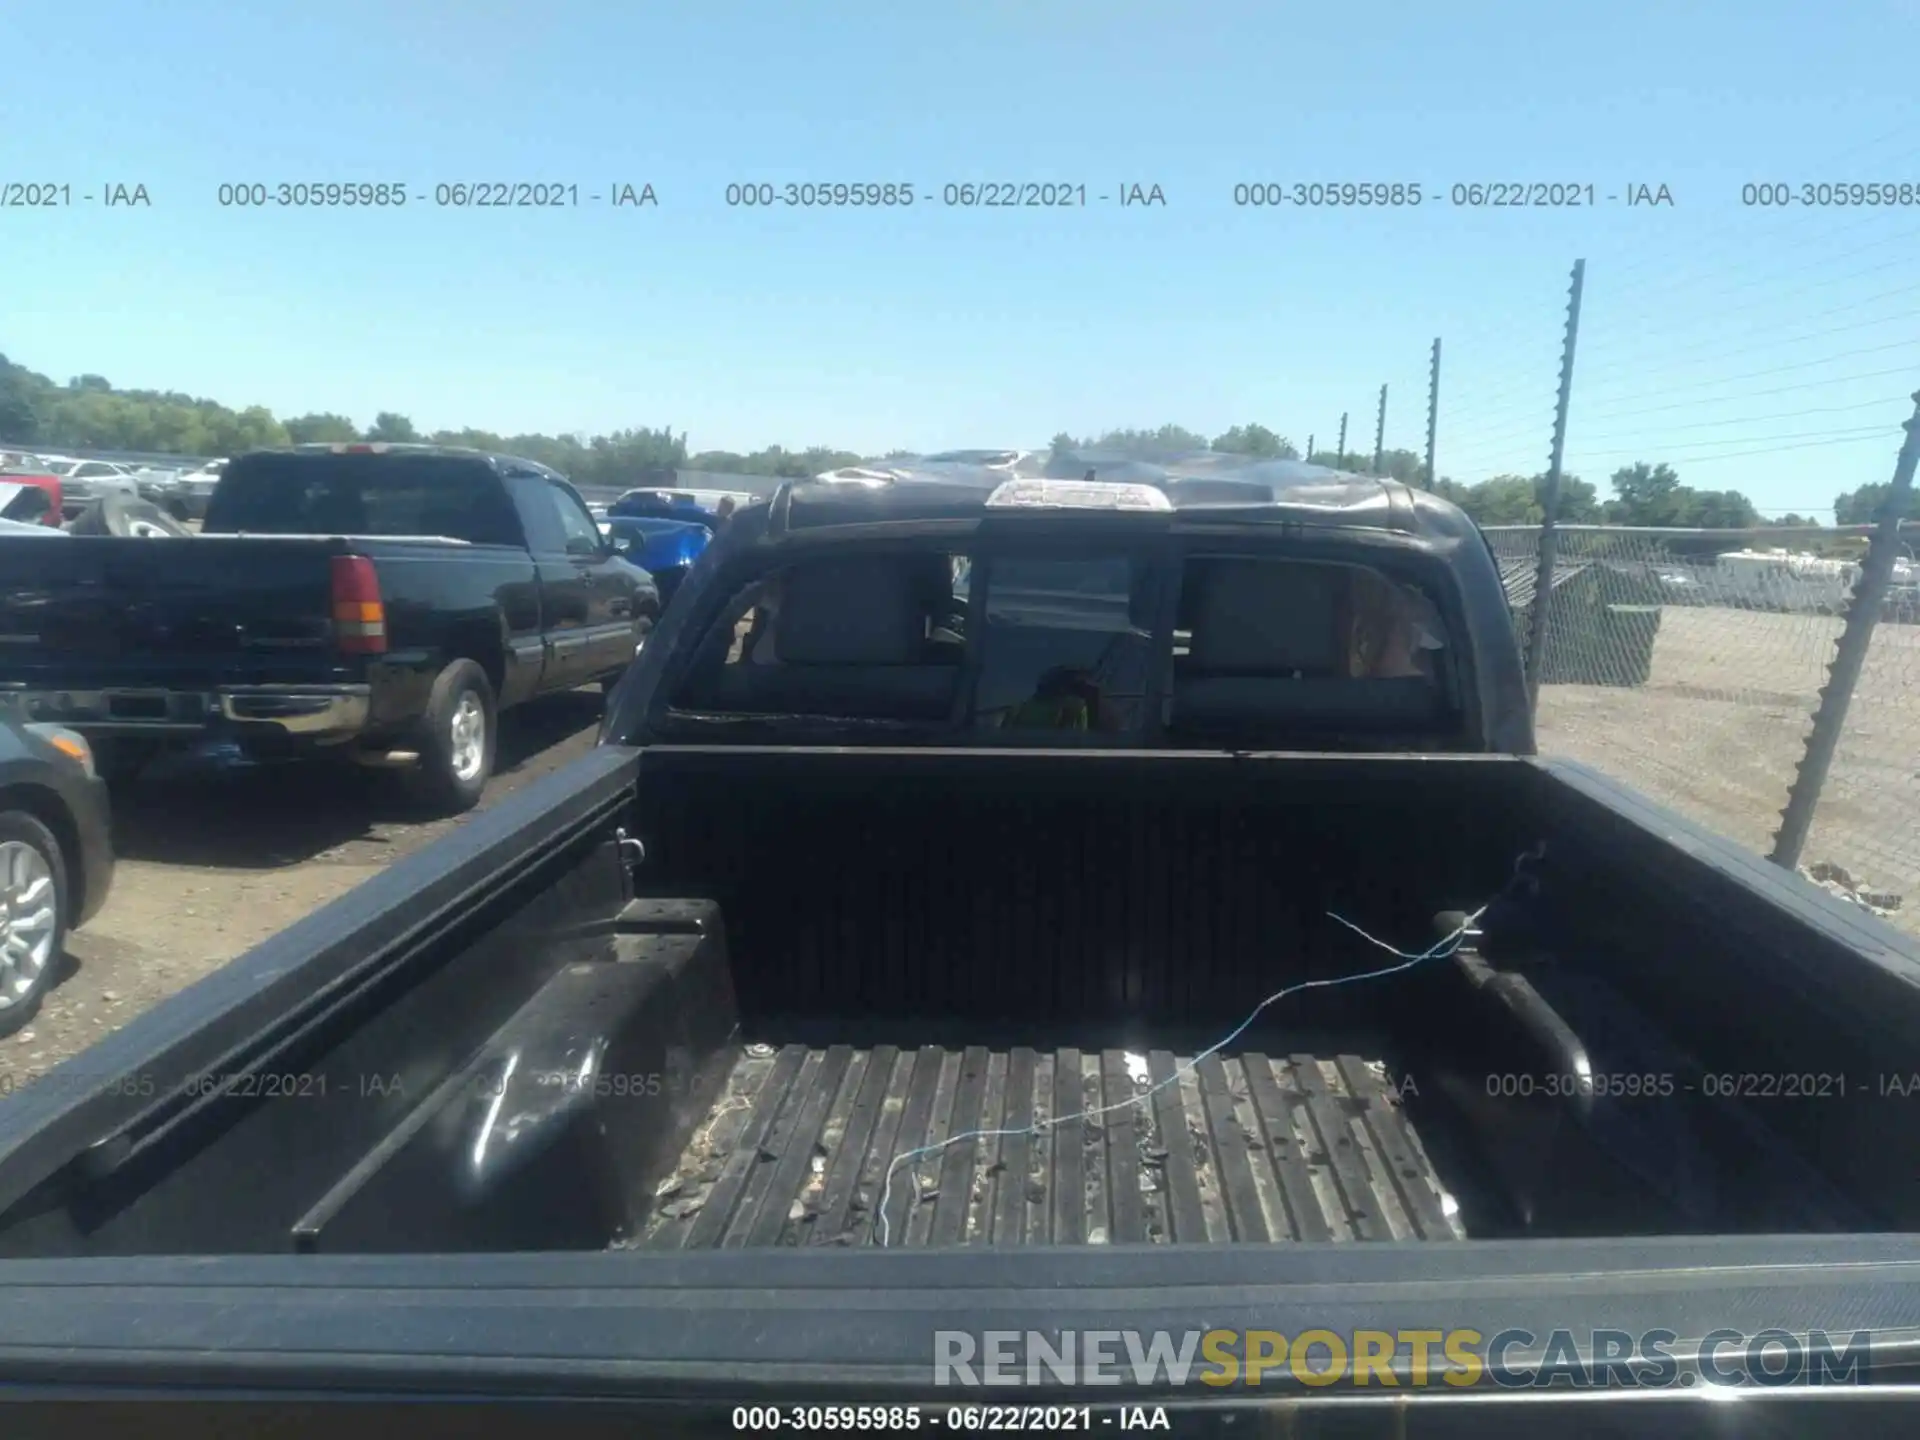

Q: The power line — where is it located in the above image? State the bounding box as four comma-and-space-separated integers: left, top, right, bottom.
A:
1572, 363, 1920, 426
1582, 133, 1920, 298
1568, 429, 1900, 468
1572, 422, 1896, 460
1570, 338, 1919, 408
1574, 393, 1910, 443
1443, 370, 1919, 463
1594, 221, 1920, 329
1460, 264, 1920, 418
1576, 271, 1920, 371
1579, 250, 1920, 372
1428, 128, 1920, 367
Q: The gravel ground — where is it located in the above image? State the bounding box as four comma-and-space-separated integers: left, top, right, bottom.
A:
7, 603, 1915, 1089
1536, 604, 1920, 935
2, 687, 607, 1084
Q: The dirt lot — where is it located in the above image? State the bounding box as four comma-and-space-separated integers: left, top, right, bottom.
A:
7, 604, 1916, 1088
3, 688, 606, 1082
1537, 604, 1920, 934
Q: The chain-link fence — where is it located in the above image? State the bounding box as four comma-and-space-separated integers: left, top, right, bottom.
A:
1484, 523, 1920, 933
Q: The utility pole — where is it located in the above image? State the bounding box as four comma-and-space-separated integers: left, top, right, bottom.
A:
1337, 413, 1348, 469
1306, 433, 1315, 464
1372, 385, 1387, 474
1424, 338, 1442, 490
1523, 259, 1587, 718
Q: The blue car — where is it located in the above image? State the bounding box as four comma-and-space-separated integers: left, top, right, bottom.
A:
602, 490, 726, 609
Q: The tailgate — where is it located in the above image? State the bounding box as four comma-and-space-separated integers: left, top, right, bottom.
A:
0, 536, 347, 689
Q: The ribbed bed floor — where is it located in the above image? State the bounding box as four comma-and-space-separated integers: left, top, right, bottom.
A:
633, 1043, 1466, 1249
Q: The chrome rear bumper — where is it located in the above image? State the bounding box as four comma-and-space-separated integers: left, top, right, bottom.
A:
0, 684, 372, 741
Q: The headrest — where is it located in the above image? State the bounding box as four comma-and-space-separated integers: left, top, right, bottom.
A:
307, 487, 367, 534
775, 558, 931, 665
1183, 560, 1342, 672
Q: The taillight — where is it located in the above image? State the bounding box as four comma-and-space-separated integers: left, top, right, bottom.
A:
330, 554, 387, 654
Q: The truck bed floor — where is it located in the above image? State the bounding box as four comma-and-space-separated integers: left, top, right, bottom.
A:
633, 1043, 1466, 1249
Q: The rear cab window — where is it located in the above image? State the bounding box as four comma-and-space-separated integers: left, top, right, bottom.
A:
656, 541, 1464, 749
203, 453, 523, 545
968, 553, 1158, 740
666, 548, 969, 737
1168, 554, 1458, 745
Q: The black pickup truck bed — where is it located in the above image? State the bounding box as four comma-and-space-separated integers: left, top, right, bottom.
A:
0, 746, 1898, 1263
640, 1039, 1463, 1249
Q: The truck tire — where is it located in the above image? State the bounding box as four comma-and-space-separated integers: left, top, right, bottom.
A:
0, 810, 69, 1035
67, 494, 193, 538
403, 660, 497, 815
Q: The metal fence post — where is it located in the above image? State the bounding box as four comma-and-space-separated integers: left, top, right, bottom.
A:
1373, 385, 1387, 474
1769, 390, 1920, 871
1524, 259, 1587, 719
1337, 413, 1348, 469
1425, 338, 1441, 490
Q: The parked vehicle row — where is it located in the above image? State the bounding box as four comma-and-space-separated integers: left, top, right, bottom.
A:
19, 454, 144, 518
0, 443, 662, 813
1651, 547, 1920, 622
0, 451, 231, 523
134, 457, 226, 521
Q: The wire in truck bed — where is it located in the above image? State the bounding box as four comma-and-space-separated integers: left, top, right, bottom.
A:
632, 1044, 1466, 1249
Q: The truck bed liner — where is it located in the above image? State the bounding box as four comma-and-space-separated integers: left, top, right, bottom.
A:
634, 1043, 1467, 1249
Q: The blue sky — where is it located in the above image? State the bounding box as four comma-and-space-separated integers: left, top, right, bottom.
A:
4, 0, 1917, 515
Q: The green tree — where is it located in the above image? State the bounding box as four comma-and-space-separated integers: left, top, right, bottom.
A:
1538, 473, 1601, 522
364, 411, 420, 443
1683, 488, 1760, 528
1600, 462, 1758, 528
1835, 481, 1920, 526
684, 442, 860, 478
1375, 448, 1428, 484
1460, 475, 1541, 524
1074, 424, 1211, 460
1607, 461, 1684, 524
286, 412, 360, 444
1209, 423, 1298, 460
0, 356, 45, 441
1427, 472, 1598, 526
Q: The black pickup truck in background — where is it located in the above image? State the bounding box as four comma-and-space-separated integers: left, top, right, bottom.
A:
2, 468, 1919, 1419
0, 444, 660, 812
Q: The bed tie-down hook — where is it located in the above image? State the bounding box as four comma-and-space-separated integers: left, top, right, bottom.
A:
615, 828, 647, 868
1509, 840, 1547, 898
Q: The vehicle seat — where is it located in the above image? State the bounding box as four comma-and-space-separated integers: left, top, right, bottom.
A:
1171, 559, 1439, 733
692, 558, 960, 720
